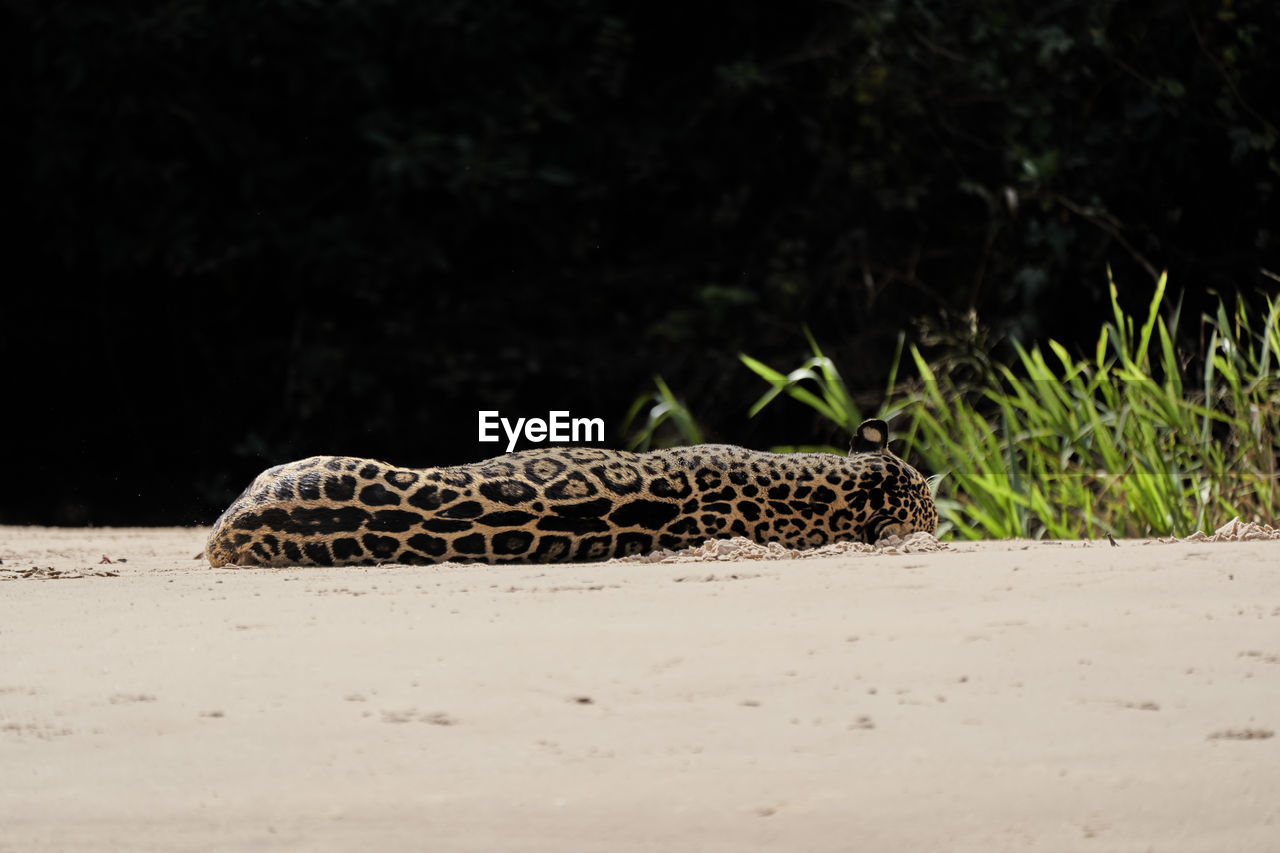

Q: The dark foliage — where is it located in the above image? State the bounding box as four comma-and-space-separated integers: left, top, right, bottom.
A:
5, 0, 1277, 523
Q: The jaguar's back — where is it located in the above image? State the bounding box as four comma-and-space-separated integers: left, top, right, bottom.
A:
206, 419, 936, 567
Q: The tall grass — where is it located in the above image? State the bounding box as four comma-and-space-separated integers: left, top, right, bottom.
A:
906, 272, 1278, 538
631, 274, 1280, 539
622, 375, 704, 450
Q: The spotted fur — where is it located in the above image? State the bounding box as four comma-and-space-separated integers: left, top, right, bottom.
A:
206, 419, 936, 567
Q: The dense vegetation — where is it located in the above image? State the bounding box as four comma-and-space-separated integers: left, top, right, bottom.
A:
6, 0, 1278, 524
672, 275, 1277, 539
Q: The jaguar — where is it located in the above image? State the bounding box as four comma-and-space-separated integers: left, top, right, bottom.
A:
206, 419, 937, 567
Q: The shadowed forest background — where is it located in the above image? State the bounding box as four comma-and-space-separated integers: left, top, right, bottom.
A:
6, 0, 1277, 525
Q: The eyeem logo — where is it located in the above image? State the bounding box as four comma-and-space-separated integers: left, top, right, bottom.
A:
478, 411, 605, 452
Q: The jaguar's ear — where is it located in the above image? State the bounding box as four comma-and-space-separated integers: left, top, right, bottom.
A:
849, 419, 889, 454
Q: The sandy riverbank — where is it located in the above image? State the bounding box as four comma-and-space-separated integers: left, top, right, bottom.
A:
2, 525, 1277, 851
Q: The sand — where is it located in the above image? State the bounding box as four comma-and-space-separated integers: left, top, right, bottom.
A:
2, 525, 1277, 852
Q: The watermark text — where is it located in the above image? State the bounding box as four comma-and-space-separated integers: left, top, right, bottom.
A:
478, 411, 605, 452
